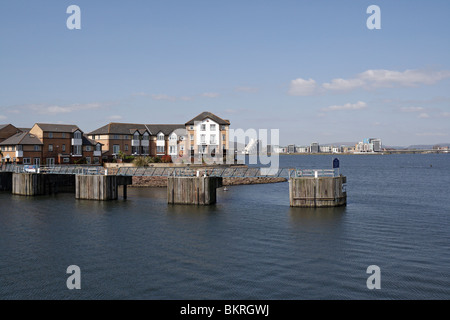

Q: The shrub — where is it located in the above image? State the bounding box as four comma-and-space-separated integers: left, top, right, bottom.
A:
133, 156, 150, 167
161, 155, 172, 163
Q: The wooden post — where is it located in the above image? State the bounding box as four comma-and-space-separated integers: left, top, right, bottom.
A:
289, 175, 347, 207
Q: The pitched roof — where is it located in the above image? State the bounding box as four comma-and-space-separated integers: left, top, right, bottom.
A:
88, 123, 148, 135
0, 132, 42, 146
185, 111, 230, 125
146, 124, 185, 135
35, 123, 81, 133
0, 124, 9, 131
88, 123, 184, 136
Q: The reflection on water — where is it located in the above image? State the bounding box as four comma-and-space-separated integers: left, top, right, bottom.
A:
0, 154, 449, 299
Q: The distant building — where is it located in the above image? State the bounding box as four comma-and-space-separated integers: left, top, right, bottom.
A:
287, 144, 296, 153
296, 146, 309, 153
356, 138, 382, 152
310, 142, 319, 153
320, 145, 332, 153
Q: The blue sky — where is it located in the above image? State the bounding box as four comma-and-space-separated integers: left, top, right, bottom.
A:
1, 0, 449, 146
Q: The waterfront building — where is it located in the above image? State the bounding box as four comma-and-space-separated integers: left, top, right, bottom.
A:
185, 112, 230, 157
356, 138, 382, 153
295, 146, 309, 153
310, 142, 320, 153
0, 124, 22, 143
88, 123, 185, 159
0, 124, 101, 165
87, 111, 230, 160
287, 144, 296, 154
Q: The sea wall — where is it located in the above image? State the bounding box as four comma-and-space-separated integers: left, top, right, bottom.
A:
131, 176, 286, 187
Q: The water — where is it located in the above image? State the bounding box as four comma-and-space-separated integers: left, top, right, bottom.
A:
0, 154, 449, 299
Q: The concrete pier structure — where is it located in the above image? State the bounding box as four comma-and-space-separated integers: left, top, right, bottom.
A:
289, 175, 347, 207
12, 173, 75, 196
167, 176, 223, 205
75, 175, 132, 200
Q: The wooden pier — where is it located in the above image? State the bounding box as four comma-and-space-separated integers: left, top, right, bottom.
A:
12, 173, 75, 196
167, 176, 223, 205
289, 175, 347, 207
75, 175, 132, 200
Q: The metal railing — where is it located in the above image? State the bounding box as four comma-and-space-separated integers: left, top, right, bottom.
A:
1, 163, 339, 178
288, 169, 338, 178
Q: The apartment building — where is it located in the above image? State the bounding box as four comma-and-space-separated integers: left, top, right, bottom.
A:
88, 123, 186, 159
87, 112, 230, 160
0, 124, 102, 165
185, 112, 230, 157
0, 124, 22, 143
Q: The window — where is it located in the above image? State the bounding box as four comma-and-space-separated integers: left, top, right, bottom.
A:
23, 158, 31, 164
113, 145, 120, 154
200, 134, 206, 143
91, 135, 95, 139
74, 131, 82, 139
142, 146, 149, 154
62, 144, 66, 152
17, 145, 23, 151
62, 133, 66, 138
134, 132, 140, 140
125, 144, 129, 151
157, 133, 164, 141
170, 134, 177, 140
210, 124, 216, 131
169, 146, 176, 154
189, 126, 194, 130
73, 145, 82, 155
113, 134, 120, 140
157, 146, 165, 153
143, 132, 149, 140
49, 144, 53, 152
86, 157, 91, 164
93, 157, 99, 164
190, 134, 194, 141
210, 134, 216, 144
96, 144, 101, 151
86, 146, 92, 151
221, 125, 226, 130
222, 134, 226, 141
48, 132, 53, 138
34, 158, 40, 166
132, 146, 139, 154
34, 145, 41, 151
201, 124, 206, 131
63, 158, 70, 163
97, 135, 101, 140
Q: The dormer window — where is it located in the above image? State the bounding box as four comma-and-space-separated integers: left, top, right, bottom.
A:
157, 133, 164, 141
74, 131, 82, 139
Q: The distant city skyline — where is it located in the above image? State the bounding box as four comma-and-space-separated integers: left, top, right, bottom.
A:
1, 0, 449, 146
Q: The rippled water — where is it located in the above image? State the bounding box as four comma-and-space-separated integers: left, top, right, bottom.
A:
0, 154, 449, 299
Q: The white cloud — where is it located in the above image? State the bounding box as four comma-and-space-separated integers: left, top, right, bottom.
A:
359, 69, 450, 88
131, 92, 149, 97
151, 94, 177, 101
322, 78, 365, 91
418, 113, 430, 119
27, 103, 103, 115
322, 101, 367, 112
0, 115, 7, 120
401, 106, 425, 112
290, 68, 450, 95
201, 92, 220, 98
441, 112, 450, 117
108, 115, 123, 121
180, 96, 194, 101
288, 78, 318, 96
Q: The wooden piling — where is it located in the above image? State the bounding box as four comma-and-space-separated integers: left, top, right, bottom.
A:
167, 176, 222, 205
289, 175, 347, 207
12, 173, 75, 196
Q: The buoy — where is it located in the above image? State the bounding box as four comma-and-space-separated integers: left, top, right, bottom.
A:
223, 187, 228, 191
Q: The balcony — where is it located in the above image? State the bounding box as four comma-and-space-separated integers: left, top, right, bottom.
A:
93, 150, 102, 157
71, 138, 82, 145
131, 140, 140, 147
16, 150, 23, 158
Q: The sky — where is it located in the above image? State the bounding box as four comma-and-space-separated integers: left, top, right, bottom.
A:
0, 0, 449, 146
